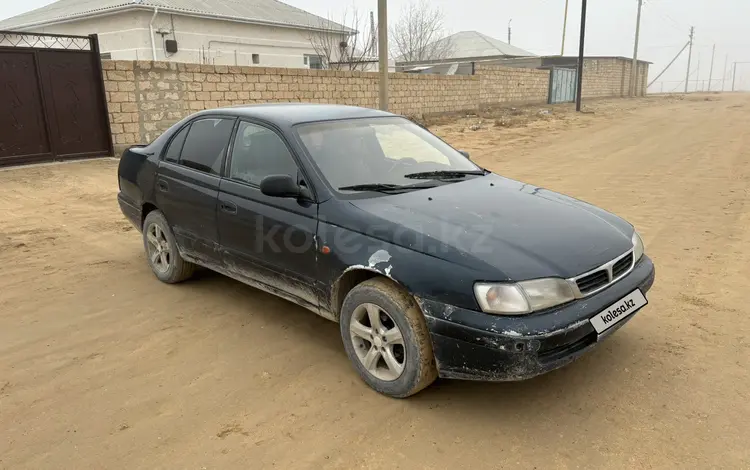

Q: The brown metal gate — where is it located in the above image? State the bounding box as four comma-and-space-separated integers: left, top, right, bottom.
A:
0, 32, 113, 167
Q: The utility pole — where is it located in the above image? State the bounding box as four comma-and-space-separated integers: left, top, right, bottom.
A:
377, 0, 388, 111
732, 62, 737, 91
695, 54, 700, 93
732, 62, 750, 91
708, 44, 716, 92
730, 62, 749, 92
685, 26, 694, 94
508, 19, 512, 45
630, 0, 644, 97
722, 54, 728, 91
561, 0, 570, 55
575, 0, 588, 112
370, 11, 377, 55
647, 41, 690, 88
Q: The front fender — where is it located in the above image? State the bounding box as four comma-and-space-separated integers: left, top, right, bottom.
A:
316, 220, 482, 314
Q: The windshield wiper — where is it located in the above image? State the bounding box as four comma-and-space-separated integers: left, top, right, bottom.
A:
403, 170, 487, 180
338, 183, 435, 193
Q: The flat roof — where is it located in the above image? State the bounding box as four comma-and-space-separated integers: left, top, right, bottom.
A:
543, 55, 653, 64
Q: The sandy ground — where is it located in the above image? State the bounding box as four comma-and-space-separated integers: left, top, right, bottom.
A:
1, 94, 749, 469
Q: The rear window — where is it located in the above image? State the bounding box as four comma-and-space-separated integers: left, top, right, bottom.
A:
180, 118, 236, 175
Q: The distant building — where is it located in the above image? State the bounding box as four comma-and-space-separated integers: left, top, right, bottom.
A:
396, 30, 535, 74
0, 0, 352, 69
328, 58, 396, 73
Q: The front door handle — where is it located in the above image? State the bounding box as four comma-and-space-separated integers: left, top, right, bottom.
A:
220, 201, 237, 215
156, 178, 169, 192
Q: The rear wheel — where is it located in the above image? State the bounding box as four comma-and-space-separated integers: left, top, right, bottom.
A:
142, 210, 195, 283
340, 278, 437, 398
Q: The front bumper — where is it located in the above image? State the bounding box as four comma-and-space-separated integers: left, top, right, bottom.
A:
418, 256, 656, 381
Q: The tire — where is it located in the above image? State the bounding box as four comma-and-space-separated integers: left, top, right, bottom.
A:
142, 210, 195, 284
340, 278, 438, 398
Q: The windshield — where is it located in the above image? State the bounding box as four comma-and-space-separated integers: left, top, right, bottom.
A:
296, 117, 482, 192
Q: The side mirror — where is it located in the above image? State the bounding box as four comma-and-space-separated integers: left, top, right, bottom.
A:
459, 150, 471, 159
260, 174, 301, 198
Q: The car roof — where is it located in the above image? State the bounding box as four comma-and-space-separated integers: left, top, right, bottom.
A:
193, 103, 396, 126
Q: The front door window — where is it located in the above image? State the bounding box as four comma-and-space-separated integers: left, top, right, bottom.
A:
228, 121, 299, 186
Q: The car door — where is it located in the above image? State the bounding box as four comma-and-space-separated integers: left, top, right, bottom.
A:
217, 120, 321, 308
156, 117, 236, 265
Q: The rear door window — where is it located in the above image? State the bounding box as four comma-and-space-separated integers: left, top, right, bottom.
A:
164, 124, 190, 163
179, 118, 236, 175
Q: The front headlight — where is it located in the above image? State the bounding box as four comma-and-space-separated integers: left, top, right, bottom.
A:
474, 278, 576, 315
632, 230, 644, 262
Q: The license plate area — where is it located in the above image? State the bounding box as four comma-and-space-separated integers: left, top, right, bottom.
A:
590, 289, 648, 334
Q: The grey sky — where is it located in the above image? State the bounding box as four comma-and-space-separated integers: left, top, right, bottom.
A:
2, 0, 749, 90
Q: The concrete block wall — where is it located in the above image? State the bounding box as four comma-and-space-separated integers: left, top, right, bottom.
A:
103, 60, 480, 151
477, 65, 551, 105
103, 59, 648, 153
389, 73, 479, 116
581, 58, 648, 98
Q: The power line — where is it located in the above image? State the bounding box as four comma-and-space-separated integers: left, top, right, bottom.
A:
643, 0, 683, 33
643, 43, 727, 50
643, 44, 688, 50
648, 41, 690, 87
670, 65, 699, 93
643, 0, 720, 46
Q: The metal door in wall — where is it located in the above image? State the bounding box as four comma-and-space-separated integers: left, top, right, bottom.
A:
0, 32, 112, 168
548, 68, 578, 104
0, 49, 51, 163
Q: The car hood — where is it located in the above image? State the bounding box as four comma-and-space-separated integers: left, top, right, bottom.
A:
347, 174, 635, 280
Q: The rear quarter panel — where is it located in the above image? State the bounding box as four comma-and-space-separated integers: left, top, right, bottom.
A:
118, 146, 159, 214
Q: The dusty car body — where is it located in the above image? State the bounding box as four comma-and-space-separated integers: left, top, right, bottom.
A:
118, 104, 655, 397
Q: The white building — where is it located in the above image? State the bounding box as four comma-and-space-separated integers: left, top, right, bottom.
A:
0, 0, 353, 69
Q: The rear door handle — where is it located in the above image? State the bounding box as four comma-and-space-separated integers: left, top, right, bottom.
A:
220, 201, 237, 215
156, 178, 169, 192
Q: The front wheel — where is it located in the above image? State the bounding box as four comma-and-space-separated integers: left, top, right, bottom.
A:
340, 278, 438, 398
142, 210, 195, 284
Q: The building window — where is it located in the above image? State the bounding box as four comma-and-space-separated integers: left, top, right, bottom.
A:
252, 54, 260, 65
100, 52, 112, 60
305, 54, 323, 70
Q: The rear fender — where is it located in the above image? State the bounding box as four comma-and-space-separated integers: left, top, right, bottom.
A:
118, 145, 159, 212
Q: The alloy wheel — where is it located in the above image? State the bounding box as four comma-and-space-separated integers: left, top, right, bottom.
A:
146, 223, 171, 273
349, 303, 406, 381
